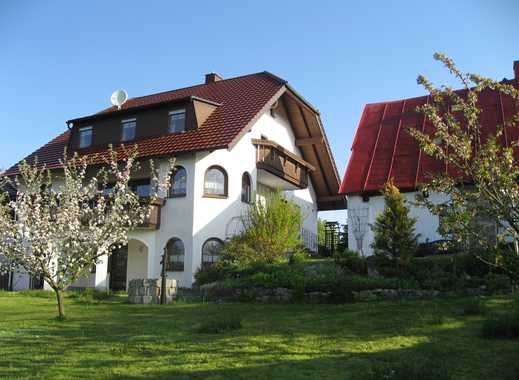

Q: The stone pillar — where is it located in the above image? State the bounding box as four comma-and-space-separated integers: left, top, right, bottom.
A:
95, 254, 109, 291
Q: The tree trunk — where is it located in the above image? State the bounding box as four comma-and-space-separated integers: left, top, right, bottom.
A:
53, 288, 65, 320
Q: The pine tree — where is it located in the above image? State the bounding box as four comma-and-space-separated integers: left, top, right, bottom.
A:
371, 180, 418, 270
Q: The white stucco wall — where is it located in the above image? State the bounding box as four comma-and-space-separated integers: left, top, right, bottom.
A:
11, 105, 319, 291
189, 107, 318, 285
11, 268, 30, 291
126, 239, 149, 285
347, 191, 447, 256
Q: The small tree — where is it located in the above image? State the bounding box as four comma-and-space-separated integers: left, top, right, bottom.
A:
317, 218, 326, 248
0, 147, 173, 319
408, 53, 519, 279
371, 180, 418, 270
223, 191, 303, 265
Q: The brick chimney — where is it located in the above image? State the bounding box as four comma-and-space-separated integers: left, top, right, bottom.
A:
514, 60, 519, 81
205, 72, 223, 84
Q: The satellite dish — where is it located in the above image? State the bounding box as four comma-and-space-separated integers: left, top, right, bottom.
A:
110, 89, 128, 110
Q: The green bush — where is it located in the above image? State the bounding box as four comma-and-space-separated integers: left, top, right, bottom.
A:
195, 318, 242, 334
482, 311, 519, 339
484, 273, 512, 293
415, 239, 458, 257
405, 254, 498, 291
195, 258, 415, 301
288, 251, 309, 266
334, 249, 367, 275
407, 255, 459, 290
194, 262, 236, 286
222, 191, 303, 265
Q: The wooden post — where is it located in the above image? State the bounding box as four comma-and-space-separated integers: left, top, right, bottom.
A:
160, 247, 168, 305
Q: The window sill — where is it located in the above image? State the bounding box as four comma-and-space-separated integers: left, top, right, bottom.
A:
203, 194, 228, 199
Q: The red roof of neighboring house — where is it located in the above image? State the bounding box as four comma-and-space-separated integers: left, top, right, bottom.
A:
5, 72, 286, 175
339, 84, 519, 195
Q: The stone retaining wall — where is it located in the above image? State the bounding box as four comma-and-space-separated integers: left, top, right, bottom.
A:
193, 282, 495, 303
128, 278, 177, 304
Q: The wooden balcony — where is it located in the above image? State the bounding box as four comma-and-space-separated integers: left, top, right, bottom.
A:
139, 197, 165, 230
252, 139, 315, 190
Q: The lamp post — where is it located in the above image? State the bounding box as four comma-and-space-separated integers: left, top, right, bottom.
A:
160, 247, 168, 304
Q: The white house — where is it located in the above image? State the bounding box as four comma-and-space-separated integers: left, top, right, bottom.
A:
340, 60, 519, 256
3, 71, 345, 291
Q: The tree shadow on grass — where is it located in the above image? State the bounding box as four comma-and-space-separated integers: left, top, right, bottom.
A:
1, 296, 518, 379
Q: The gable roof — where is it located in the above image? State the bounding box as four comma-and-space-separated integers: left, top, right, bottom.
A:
6, 72, 284, 175
5, 71, 344, 210
340, 84, 519, 195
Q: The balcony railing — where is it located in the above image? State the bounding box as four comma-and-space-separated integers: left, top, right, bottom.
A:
252, 139, 315, 189
139, 197, 165, 230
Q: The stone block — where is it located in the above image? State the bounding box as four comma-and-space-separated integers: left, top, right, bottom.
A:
127, 278, 177, 304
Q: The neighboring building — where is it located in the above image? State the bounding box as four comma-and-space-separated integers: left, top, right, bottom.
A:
5, 72, 345, 290
340, 61, 519, 256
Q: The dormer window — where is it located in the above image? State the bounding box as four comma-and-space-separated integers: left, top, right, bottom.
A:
121, 119, 136, 142
79, 126, 93, 149
169, 109, 186, 133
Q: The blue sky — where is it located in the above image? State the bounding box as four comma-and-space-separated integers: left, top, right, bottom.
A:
1, 1, 518, 223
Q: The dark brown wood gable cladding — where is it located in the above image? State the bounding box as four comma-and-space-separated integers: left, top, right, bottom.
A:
281, 91, 345, 211
68, 96, 221, 152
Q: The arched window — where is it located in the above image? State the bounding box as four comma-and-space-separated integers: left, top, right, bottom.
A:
202, 238, 224, 268
241, 172, 251, 203
203, 166, 227, 197
166, 238, 184, 272
169, 166, 187, 197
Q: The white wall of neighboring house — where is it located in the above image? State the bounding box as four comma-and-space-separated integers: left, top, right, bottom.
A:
347, 191, 447, 256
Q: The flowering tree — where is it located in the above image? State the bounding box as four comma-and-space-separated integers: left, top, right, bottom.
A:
409, 53, 519, 277
0, 147, 173, 319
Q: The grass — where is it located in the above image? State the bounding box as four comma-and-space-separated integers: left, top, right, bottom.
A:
0, 292, 518, 379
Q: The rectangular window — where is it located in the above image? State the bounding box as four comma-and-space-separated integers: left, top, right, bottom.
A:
129, 179, 151, 197
79, 126, 93, 149
121, 119, 136, 142
169, 109, 186, 133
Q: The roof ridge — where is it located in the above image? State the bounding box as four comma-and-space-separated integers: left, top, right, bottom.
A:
96, 71, 286, 115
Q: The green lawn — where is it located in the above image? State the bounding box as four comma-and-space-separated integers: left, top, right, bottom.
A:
0, 292, 518, 379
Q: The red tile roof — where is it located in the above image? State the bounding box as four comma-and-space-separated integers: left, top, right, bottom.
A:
6, 72, 285, 175
339, 85, 519, 195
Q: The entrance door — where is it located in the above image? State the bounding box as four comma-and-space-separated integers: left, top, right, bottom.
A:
0, 273, 9, 290
109, 246, 128, 291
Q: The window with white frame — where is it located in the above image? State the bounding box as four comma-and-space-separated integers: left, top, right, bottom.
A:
121, 119, 136, 142
79, 126, 93, 149
169, 109, 186, 133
